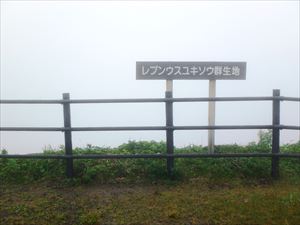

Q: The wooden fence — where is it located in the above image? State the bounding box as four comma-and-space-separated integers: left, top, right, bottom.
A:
0, 89, 299, 178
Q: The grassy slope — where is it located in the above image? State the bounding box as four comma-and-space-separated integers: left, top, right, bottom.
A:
1, 141, 299, 224
1, 179, 300, 225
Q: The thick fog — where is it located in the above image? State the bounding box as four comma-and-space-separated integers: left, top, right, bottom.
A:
0, 1, 299, 153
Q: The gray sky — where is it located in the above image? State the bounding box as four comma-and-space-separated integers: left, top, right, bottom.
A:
0, 1, 299, 154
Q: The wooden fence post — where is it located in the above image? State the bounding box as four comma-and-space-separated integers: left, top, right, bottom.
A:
62, 93, 73, 178
165, 90, 174, 177
271, 89, 280, 179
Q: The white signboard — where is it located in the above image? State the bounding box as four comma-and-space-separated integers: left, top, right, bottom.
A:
136, 61, 247, 80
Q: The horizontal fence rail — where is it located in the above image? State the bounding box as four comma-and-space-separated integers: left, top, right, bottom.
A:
1, 125, 300, 132
1, 153, 300, 159
1, 96, 300, 104
0, 89, 299, 179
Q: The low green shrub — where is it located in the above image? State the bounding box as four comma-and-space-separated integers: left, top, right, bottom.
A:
0, 140, 299, 184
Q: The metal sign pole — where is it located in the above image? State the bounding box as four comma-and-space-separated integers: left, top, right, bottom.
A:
165, 80, 174, 176
166, 80, 173, 92
208, 80, 216, 153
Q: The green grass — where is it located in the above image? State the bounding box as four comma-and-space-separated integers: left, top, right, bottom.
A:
1, 179, 299, 225
0, 140, 299, 224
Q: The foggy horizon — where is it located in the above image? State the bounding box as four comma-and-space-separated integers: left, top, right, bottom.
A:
0, 1, 299, 154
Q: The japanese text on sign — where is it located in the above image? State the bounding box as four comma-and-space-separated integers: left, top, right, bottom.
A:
136, 62, 247, 80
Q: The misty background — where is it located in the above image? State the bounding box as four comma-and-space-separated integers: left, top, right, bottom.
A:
0, 1, 299, 154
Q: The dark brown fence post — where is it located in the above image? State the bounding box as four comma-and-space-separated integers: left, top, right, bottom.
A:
62, 93, 73, 178
165, 91, 174, 176
271, 89, 280, 179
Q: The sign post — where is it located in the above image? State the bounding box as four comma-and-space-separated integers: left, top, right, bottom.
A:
165, 80, 174, 175
208, 80, 216, 153
136, 61, 246, 155
166, 80, 173, 92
